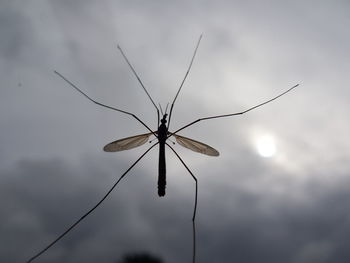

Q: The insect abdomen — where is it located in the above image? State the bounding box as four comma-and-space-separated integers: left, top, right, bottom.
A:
158, 142, 166, 196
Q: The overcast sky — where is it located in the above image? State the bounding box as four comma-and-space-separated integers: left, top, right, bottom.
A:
1, 0, 350, 262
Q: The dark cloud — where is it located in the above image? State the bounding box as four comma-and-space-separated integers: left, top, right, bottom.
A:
2, 154, 350, 262
0, 4, 30, 61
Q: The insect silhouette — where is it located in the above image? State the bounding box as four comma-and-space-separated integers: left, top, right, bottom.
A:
27, 35, 298, 263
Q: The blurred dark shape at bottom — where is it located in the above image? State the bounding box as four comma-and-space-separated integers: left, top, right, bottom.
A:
118, 252, 164, 263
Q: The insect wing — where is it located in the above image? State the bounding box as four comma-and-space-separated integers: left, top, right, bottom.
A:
174, 135, 219, 156
104, 133, 153, 152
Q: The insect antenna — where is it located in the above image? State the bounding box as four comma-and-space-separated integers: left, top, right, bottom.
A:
117, 45, 160, 125
165, 103, 169, 115
167, 34, 203, 129
26, 143, 158, 263
159, 103, 164, 116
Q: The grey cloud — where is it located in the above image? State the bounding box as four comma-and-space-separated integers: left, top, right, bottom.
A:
1, 0, 350, 262
0, 4, 30, 61
3, 155, 350, 262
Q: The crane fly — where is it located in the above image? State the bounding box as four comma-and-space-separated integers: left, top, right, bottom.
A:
104, 122, 219, 196
27, 35, 299, 263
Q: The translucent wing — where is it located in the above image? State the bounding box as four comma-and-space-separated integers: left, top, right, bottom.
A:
174, 134, 219, 156
103, 133, 153, 152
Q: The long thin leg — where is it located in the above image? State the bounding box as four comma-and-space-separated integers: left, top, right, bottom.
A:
117, 45, 160, 125
167, 34, 203, 129
166, 143, 197, 263
26, 143, 158, 263
168, 84, 299, 138
54, 71, 157, 137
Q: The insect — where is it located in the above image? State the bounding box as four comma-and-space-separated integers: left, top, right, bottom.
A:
27, 35, 298, 263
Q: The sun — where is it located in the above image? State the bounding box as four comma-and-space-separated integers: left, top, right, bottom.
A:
256, 135, 277, 158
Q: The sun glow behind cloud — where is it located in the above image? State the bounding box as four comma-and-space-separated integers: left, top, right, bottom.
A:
250, 130, 306, 175
256, 135, 277, 158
